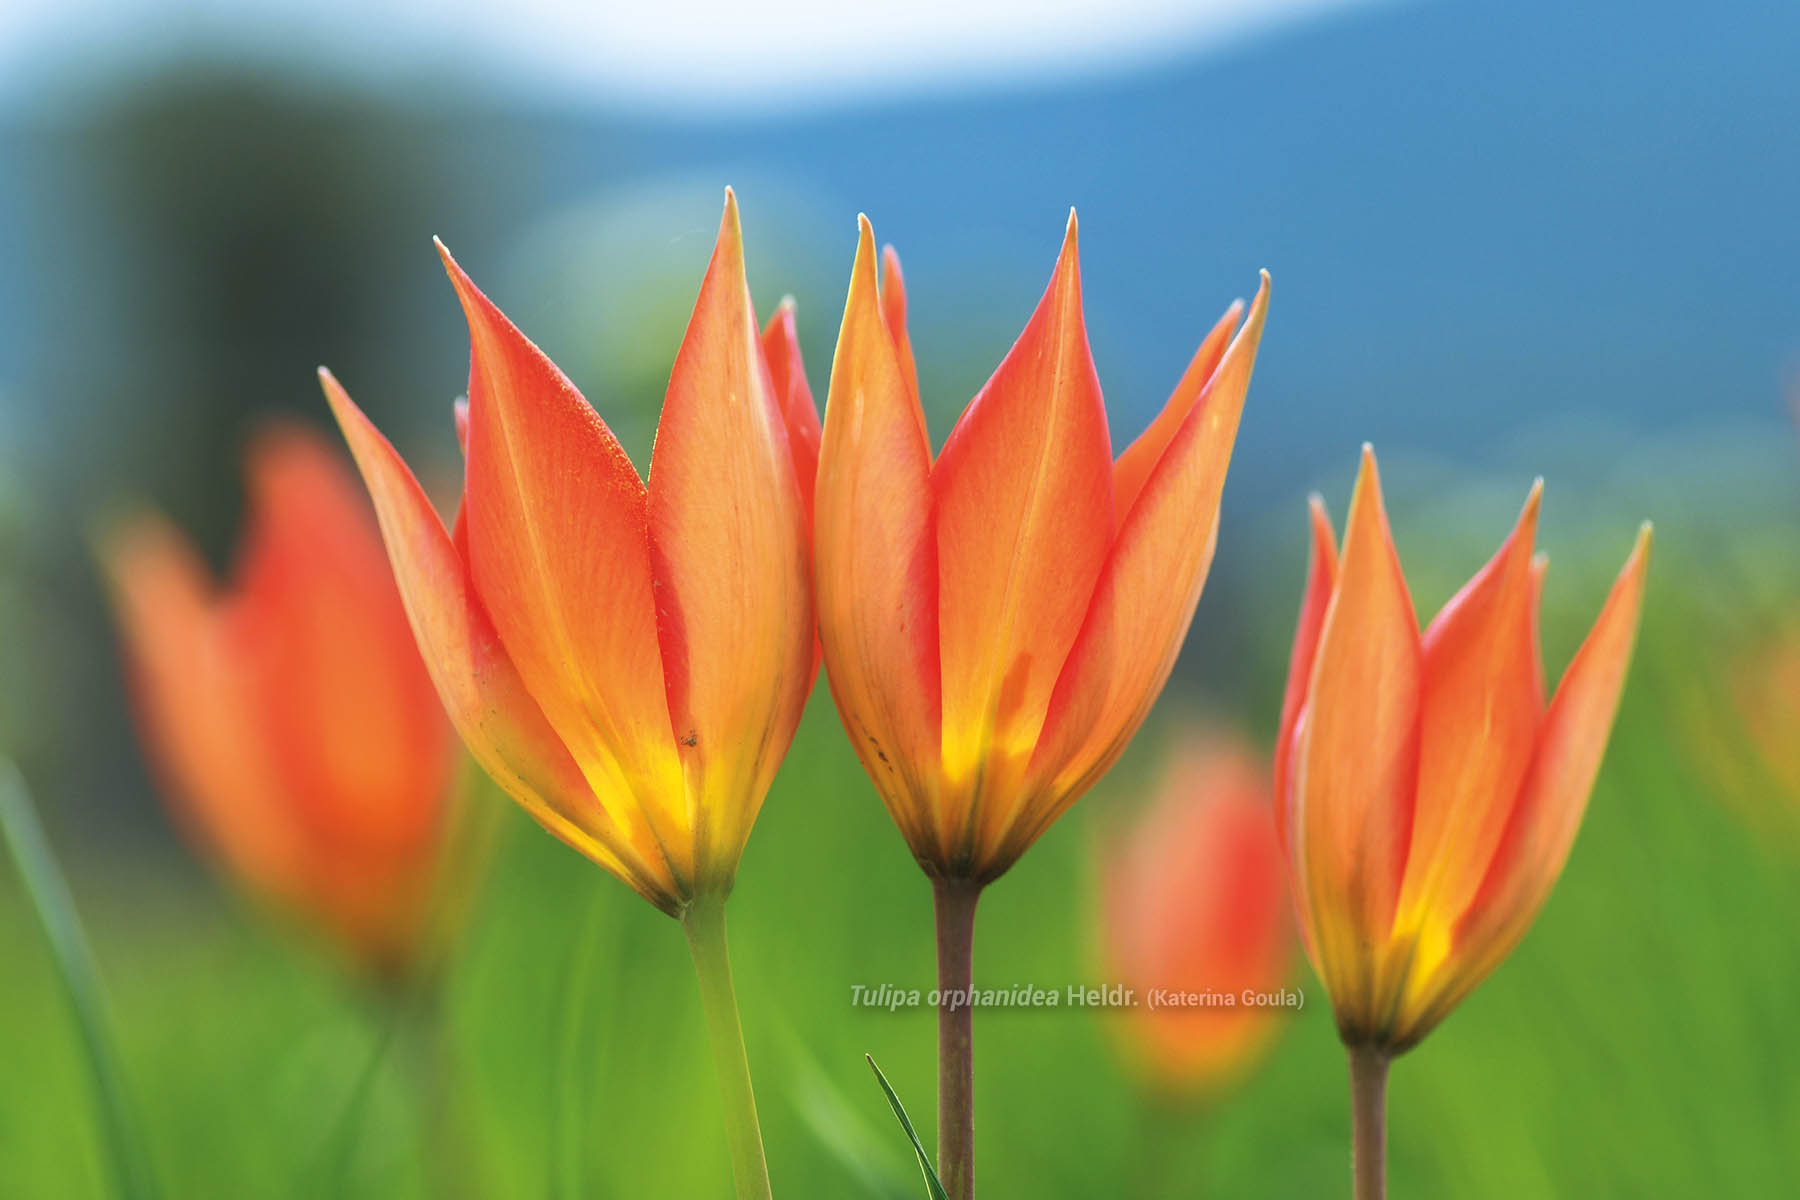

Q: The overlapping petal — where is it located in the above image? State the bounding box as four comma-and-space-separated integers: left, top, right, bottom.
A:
1006, 275, 1269, 868
932, 213, 1115, 859
649, 191, 814, 890
1409, 523, 1652, 1036
815, 217, 943, 856
443, 243, 692, 883
1292, 447, 1421, 1034
1388, 483, 1544, 1009
322, 371, 679, 910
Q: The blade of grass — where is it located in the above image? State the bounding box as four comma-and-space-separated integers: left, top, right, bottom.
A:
0, 759, 160, 1200
866, 1055, 949, 1200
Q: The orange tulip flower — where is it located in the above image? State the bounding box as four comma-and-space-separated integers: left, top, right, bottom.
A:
1274, 446, 1650, 1198
102, 427, 460, 977
1276, 447, 1650, 1053
321, 190, 812, 1199
814, 210, 1267, 1200
1102, 735, 1293, 1096
815, 213, 1269, 887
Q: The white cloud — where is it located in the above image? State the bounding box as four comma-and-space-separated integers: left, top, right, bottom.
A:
2, 0, 1376, 113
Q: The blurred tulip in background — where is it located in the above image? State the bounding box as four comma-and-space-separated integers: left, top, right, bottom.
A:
101, 427, 462, 980
1100, 732, 1293, 1097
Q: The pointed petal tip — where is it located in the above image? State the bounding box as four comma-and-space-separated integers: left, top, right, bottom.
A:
1306, 491, 1332, 530
775, 294, 797, 315
718, 186, 743, 244
1516, 477, 1544, 540
1355, 443, 1381, 485
434, 237, 480, 303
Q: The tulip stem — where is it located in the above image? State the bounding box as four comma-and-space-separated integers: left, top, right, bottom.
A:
682, 893, 774, 1200
932, 877, 981, 1200
1347, 1045, 1389, 1200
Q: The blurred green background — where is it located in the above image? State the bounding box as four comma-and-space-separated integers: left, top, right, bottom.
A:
4, 0, 1800, 1195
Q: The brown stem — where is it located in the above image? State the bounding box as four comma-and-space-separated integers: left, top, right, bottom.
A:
1347, 1045, 1390, 1200
932, 877, 982, 1200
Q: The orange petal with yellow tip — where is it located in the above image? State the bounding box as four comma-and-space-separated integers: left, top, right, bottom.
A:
1428, 522, 1652, 1024
1391, 482, 1545, 963
1112, 298, 1244, 523
648, 190, 814, 887
100, 516, 302, 898
1005, 273, 1269, 867
814, 216, 943, 853
932, 211, 1115, 850
761, 297, 822, 527
879, 244, 924, 428
439, 241, 690, 873
321, 370, 680, 910
1274, 494, 1339, 855
1293, 446, 1421, 1019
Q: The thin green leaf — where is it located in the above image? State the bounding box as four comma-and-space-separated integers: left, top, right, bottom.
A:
865, 1054, 949, 1200
0, 759, 160, 1200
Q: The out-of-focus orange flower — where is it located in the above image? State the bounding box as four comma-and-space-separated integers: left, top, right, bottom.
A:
815, 212, 1269, 884
322, 190, 818, 915
102, 427, 460, 975
1730, 627, 1800, 804
1274, 446, 1651, 1052
1102, 735, 1293, 1096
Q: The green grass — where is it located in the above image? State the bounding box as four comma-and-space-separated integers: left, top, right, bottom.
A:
6, 494, 1799, 1197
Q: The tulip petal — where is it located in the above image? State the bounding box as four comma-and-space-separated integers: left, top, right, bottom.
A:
761, 296, 822, 528
1415, 523, 1652, 1033
814, 216, 943, 855
880, 245, 924, 427
1002, 274, 1269, 868
1388, 482, 1545, 1009
1293, 445, 1421, 1030
647, 191, 814, 887
228, 429, 452, 858
323, 370, 681, 910
932, 211, 1116, 854
101, 517, 302, 899
1274, 494, 1339, 853
1112, 299, 1244, 523
441, 242, 691, 885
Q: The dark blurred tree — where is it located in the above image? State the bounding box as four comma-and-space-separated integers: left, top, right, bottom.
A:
8, 65, 546, 838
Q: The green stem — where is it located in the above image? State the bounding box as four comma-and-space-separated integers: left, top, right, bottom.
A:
681, 893, 773, 1200
932, 878, 981, 1200
0, 760, 159, 1200
1347, 1045, 1389, 1200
